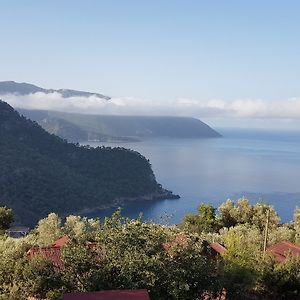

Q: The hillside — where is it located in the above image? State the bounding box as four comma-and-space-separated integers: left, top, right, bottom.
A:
0, 100, 174, 226
0, 81, 110, 100
18, 109, 222, 142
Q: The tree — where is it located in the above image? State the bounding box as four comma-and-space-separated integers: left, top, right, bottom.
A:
218, 199, 237, 228
18, 257, 66, 300
218, 198, 280, 231
63, 215, 100, 241
293, 208, 300, 244
183, 203, 218, 233
0, 237, 31, 299
219, 224, 261, 299
35, 213, 63, 246
257, 254, 300, 299
0, 206, 13, 232
61, 212, 217, 300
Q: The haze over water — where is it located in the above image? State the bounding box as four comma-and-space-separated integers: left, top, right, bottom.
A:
85, 128, 300, 224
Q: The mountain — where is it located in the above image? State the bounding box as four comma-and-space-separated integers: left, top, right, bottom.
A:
18, 109, 222, 142
0, 100, 175, 226
0, 81, 110, 100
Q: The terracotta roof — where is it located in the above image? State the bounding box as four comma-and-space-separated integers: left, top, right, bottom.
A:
27, 236, 69, 270
27, 246, 64, 269
27, 236, 99, 270
209, 242, 227, 254
163, 234, 189, 257
63, 289, 151, 300
267, 240, 300, 263
52, 235, 69, 247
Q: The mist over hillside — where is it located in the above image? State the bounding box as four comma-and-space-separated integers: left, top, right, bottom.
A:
18, 109, 222, 142
0, 81, 110, 100
0, 81, 221, 142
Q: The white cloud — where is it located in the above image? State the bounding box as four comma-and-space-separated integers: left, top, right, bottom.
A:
2, 92, 300, 121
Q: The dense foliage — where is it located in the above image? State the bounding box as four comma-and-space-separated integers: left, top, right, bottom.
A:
1, 199, 300, 300
0, 206, 13, 233
0, 100, 163, 226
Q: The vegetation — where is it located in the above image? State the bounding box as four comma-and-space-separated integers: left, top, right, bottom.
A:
19, 108, 222, 142
0, 199, 300, 299
0, 207, 13, 234
1, 101, 299, 299
0, 100, 167, 226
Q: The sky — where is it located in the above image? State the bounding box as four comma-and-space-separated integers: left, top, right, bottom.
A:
1, 1, 300, 128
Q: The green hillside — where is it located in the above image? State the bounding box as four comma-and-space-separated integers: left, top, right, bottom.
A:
0, 100, 172, 226
18, 109, 222, 142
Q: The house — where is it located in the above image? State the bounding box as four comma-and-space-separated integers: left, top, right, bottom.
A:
267, 240, 300, 263
63, 289, 151, 300
6, 226, 30, 238
27, 236, 98, 270
27, 236, 70, 270
202, 240, 227, 258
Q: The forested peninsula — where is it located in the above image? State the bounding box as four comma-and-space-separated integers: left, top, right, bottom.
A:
0, 100, 176, 226
18, 109, 222, 143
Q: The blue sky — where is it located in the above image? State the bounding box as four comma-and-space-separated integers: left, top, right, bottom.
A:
1, 1, 300, 127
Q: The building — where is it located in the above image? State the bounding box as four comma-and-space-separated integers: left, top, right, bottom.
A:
27, 236, 70, 270
202, 240, 227, 258
6, 226, 30, 238
267, 240, 300, 263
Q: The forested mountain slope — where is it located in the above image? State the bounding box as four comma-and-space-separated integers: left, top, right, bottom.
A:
19, 109, 222, 142
0, 100, 168, 226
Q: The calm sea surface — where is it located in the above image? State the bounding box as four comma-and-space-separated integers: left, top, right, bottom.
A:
84, 128, 300, 223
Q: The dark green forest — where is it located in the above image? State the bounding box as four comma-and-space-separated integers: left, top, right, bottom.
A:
0, 100, 167, 226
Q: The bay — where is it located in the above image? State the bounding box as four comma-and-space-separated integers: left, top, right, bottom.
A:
83, 128, 300, 223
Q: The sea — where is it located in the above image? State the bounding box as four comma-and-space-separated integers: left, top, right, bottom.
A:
83, 128, 300, 224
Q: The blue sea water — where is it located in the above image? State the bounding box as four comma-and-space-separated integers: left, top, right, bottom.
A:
84, 128, 300, 224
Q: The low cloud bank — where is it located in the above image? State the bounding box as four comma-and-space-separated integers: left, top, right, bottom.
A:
2, 92, 300, 120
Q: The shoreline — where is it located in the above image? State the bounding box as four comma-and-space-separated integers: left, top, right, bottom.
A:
69, 189, 180, 217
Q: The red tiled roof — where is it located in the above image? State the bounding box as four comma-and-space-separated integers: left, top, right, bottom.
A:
267, 240, 300, 263
27, 245, 64, 269
63, 289, 151, 300
27, 236, 69, 270
209, 242, 227, 254
163, 234, 189, 257
27, 236, 99, 270
52, 235, 69, 247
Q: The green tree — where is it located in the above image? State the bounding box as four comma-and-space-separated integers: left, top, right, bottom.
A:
218, 199, 237, 228
0, 237, 30, 299
183, 203, 218, 233
218, 198, 280, 231
0, 207, 13, 232
18, 257, 66, 300
63, 215, 100, 241
293, 208, 300, 244
219, 224, 261, 299
257, 254, 300, 299
35, 213, 63, 246
61, 212, 217, 300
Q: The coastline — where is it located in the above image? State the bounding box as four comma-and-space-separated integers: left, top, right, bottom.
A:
69, 189, 180, 217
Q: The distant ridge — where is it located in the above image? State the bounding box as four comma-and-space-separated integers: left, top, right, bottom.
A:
0, 81, 110, 100
18, 109, 222, 142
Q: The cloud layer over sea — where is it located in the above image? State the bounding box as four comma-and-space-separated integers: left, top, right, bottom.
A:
2, 92, 300, 128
